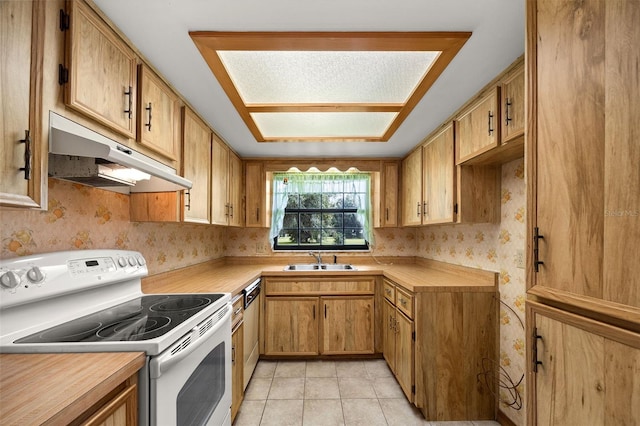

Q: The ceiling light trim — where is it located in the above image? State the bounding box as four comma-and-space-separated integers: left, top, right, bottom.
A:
190, 31, 471, 142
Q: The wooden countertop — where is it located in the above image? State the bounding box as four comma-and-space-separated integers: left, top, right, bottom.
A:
0, 352, 145, 425
142, 257, 497, 296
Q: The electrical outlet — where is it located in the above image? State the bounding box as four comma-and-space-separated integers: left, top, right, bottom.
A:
515, 249, 525, 269
255, 242, 267, 254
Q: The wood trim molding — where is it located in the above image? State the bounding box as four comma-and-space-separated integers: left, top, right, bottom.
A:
497, 410, 518, 426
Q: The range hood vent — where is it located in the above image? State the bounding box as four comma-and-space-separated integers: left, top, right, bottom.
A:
48, 112, 192, 193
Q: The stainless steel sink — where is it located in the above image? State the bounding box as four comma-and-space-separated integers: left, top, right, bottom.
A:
284, 264, 357, 271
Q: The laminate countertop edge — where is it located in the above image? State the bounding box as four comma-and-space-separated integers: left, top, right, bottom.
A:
142, 258, 498, 296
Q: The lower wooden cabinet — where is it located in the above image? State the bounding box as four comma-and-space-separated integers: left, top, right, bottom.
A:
527, 301, 640, 426
264, 297, 319, 355
263, 277, 375, 356
82, 377, 138, 426
383, 294, 414, 401
321, 296, 374, 355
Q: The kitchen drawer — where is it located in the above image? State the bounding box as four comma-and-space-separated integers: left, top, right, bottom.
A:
264, 279, 375, 295
383, 279, 396, 304
232, 295, 244, 328
396, 287, 414, 319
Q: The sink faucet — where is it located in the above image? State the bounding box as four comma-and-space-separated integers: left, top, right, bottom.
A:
309, 251, 322, 264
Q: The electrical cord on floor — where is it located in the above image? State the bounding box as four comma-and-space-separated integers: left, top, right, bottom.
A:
476, 296, 525, 410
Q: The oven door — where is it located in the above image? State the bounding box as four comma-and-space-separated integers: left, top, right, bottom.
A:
149, 304, 231, 426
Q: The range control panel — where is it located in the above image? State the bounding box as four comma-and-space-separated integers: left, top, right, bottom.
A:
0, 250, 147, 309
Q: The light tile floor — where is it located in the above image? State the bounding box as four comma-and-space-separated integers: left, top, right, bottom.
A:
233, 359, 501, 426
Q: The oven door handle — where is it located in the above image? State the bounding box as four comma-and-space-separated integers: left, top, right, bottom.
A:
150, 306, 231, 379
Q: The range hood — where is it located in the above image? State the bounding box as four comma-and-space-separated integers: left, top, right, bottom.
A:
48, 112, 192, 193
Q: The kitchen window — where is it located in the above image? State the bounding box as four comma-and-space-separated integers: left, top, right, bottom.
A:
270, 172, 372, 250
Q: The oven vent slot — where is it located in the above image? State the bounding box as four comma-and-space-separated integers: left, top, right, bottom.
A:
170, 335, 192, 356
199, 318, 213, 337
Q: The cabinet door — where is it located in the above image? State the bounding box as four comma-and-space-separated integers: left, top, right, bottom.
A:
0, 0, 44, 209
211, 136, 229, 225
530, 0, 640, 316
231, 321, 244, 423
245, 161, 267, 227
66, 0, 137, 139
382, 299, 396, 371
422, 123, 456, 224
228, 151, 244, 227
181, 107, 211, 224
264, 297, 319, 355
381, 162, 399, 227
395, 310, 414, 402
321, 296, 374, 355
401, 148, 423, 226
500, 64, 524, 143
455, 88, 500, 164
529, 302, 640, 426
82, 377, 138, 426
137, 64, 179, 161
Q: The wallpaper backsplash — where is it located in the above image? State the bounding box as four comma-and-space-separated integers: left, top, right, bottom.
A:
0, 179, 226, 275
417, 158, 526, 425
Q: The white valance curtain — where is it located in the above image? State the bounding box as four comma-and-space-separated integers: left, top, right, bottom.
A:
269, 172, 373, 248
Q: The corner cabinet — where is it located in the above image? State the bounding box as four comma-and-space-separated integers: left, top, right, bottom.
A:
263, 277, 375, 356
0, 0, 45, 209
379, 161, 399, 227
64, 0, 138, 139
211, 137, 244, 227
245, 161, 269, 228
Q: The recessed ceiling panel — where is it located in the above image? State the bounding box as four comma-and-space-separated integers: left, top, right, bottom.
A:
250, 112, 398, 139
190, 32, 471, 142
218, 51, 439, 104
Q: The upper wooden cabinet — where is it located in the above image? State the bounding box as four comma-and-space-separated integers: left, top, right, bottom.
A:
0, 0, 45, 209
64, 0, 137, 139
182, 107, 211, 224
455, 87, 500, 164
211, 137, 244, 227
500, 62, 524, 144
245, 161, 269, 228
137, 64, 179, 161
379, 162, 399, 227
527, 0, 640, 325
422, 123, 456, 225
401, 148, 423, 226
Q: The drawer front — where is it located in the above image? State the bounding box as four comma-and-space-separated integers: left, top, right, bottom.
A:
383, 279, 396, 304
396, 287, 414, 319
265, 279, 375, 295
232, 295, 244, 327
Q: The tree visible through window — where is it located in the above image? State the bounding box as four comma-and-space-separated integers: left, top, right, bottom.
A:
270, 172, 371, 250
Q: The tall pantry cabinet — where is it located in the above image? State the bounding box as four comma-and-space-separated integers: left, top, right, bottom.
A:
526, 0, 640, 424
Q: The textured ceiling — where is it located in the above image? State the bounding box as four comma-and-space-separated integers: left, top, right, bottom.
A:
93, 0, 524, 158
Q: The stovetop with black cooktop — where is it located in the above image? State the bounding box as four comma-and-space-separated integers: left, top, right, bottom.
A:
15, 294, 225, 343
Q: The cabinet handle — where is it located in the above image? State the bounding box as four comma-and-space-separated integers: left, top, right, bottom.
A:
234, 307, 242, 316
225, 203, 230, 217
124, 86, 133, 119
423, 201, 428, 217
19, 130, 32, 180
505, 98, 512, 126
313, 305, 316, 319
385, 288, 391, 296
232, 346, 236, 364
185, 190, 191, 211
386, 207, 389, 222
256, 207, 260, 222
488, 111, 494, 135
229, 204, 234, 218
400, 298, 407, 307
533, 227, 545, 272
324, 304, 327, 318
532, 327, 543, 373
416, 202, 421, 217
145, 102, 152, 131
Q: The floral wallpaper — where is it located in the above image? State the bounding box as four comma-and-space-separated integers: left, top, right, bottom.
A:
0, 179, 226, 275
417, 158, 526, 425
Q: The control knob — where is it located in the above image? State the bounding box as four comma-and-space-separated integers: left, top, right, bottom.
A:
128, 256, 137, 266
117, 257, 128, 268
0, 271, 21, 289
26, 266, 45, 283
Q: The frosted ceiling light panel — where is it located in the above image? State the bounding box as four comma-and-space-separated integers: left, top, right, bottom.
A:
218, 51, 440, 104
250, 112, 398, 138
